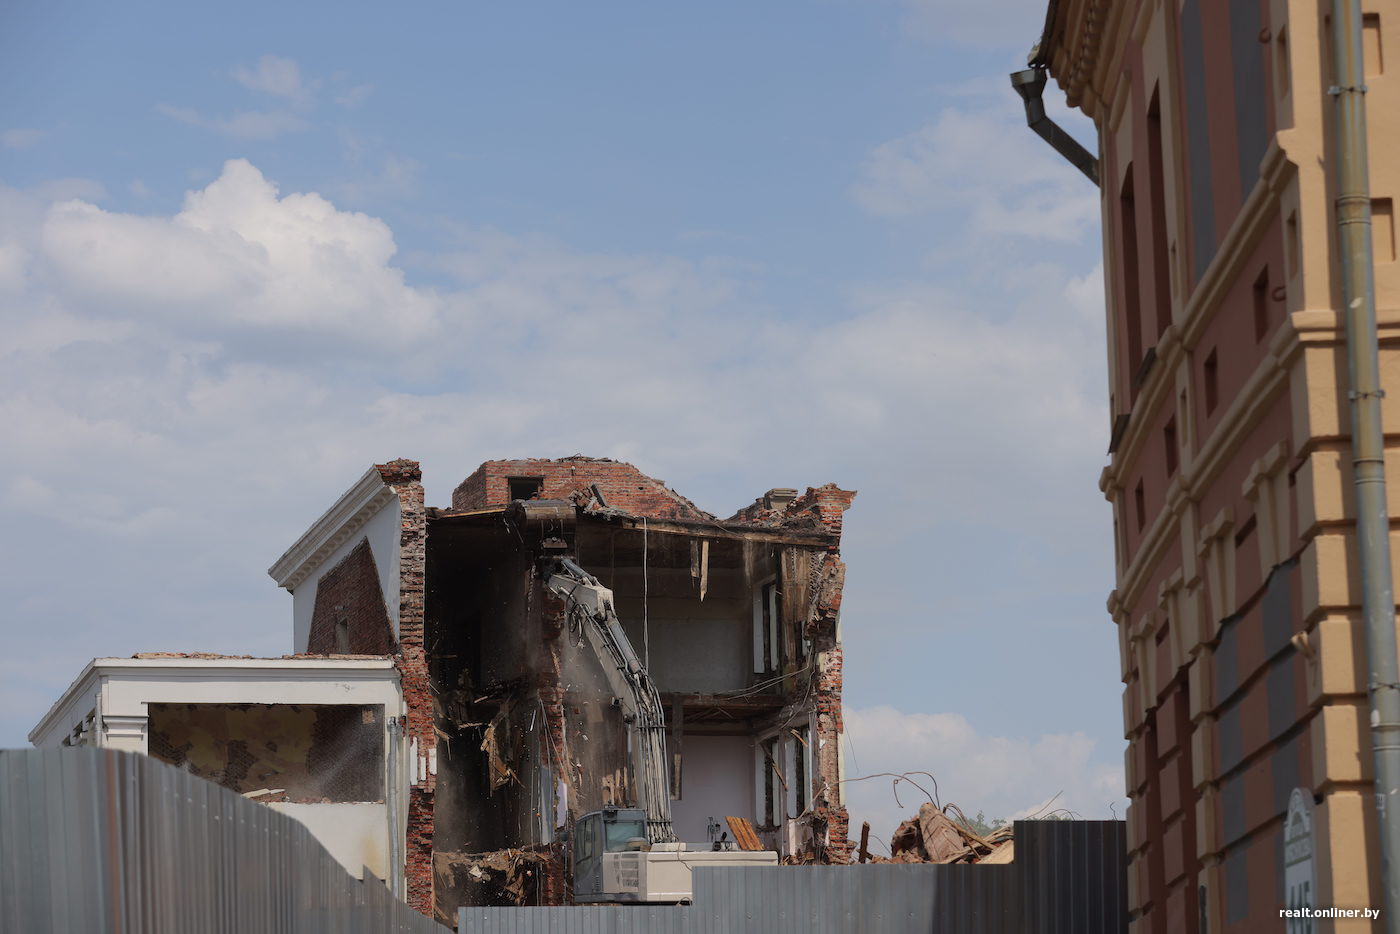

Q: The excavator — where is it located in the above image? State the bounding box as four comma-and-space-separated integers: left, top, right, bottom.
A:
542, 555, 777, 904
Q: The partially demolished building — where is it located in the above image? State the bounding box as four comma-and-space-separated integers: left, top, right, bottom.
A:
31, 456, 855, 921
266, 456, 856, 920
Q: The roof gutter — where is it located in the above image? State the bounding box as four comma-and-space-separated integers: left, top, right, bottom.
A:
1009, 68, 1099, 187
1011, 0, 1098, 187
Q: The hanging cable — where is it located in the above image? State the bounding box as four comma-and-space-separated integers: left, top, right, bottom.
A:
642, 517, 650, 670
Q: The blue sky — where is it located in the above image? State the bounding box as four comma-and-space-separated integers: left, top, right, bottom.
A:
1, 0, 1117, 847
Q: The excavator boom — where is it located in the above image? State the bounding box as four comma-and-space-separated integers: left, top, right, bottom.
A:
544, 557, 676, 844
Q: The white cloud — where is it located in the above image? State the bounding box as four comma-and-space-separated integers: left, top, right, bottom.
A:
156, 103, 307, 140
231, 55, 314, 108
38, 159, 438, 345
31, 178, 107, 203
1, 128, 46, 149
0, 161, 1114, 769
852, 106, 1099, 242
843, 705, 1125, 853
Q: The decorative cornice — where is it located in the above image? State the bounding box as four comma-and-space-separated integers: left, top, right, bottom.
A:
28, 657, 400, 746
267, 468, 398, 592
28, 661, 100, 745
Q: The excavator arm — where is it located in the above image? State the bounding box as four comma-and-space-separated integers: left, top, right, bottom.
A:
544, 557, 677, 844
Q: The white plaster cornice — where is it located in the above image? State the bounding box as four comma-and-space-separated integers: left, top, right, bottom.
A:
28, 661, 100, 746
29, 656, 401, 746
267, 468, 398, 592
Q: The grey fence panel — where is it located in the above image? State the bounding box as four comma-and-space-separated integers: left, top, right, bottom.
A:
0, 747, 448, 934
458, 821, 1125, 934
457, 905, 696, 934
1018, 819, 1127, 934
931, 863, 1018, 933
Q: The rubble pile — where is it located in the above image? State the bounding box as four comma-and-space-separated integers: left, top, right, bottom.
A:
433, 848, 549, 907
858, 803, 1014, 865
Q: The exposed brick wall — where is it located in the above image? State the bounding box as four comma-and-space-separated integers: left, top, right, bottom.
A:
377, 459, 434, 915
727, 484, 857, 544
451, 456, 712, 522
811, 553, 852, 864
787, 484, 857, 538
406, 787, 434, 915
800, 487, 855, 864
306, 539, 396, 655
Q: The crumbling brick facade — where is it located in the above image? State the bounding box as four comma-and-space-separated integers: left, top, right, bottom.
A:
306, 539, 397, 655
376, 459, 434, 915
776, 486, 855, 864
279, 456, 855, 918
452, 456, 710, 521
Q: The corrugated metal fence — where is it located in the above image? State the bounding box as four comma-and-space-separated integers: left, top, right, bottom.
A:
458, 820, 1126, 934
0, 747, 448, 934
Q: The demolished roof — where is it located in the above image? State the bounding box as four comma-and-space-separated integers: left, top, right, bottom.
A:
447, 456, 856, 542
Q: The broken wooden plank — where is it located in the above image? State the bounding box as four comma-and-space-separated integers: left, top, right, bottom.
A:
725, 816, 763, 852
980, 841, 1015, 864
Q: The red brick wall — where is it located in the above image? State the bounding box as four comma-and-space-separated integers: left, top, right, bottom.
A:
376, 460, 434, 915
451, 457, 710, 522
810, 551, 853, 863
787, 484, 857, 539
306, 539, 396, 655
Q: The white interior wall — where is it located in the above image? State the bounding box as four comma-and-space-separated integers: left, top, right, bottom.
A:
666, 733, 756, 845
270, 802, 389, 880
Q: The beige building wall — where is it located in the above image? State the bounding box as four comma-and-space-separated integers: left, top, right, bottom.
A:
1040, 0, 1399, 930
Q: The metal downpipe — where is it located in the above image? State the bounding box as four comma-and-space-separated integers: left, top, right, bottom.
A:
1009, 67, 1100, 186
1331, 0, 1400, 926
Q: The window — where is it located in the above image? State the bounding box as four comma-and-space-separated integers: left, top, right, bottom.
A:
1134, 481, 1146, 532
1121, 166, 1144, 381
1253, 267, 1271, 341
1286, 211, 1299, 279
1164, 418, 1178, 477
603, 818, 647, 852
791, 726, 810, 816
1363, 13, 1383, 77
574, 813, 598, 868
1376, 199, 1396, 263
1204, 350, 1219, 414
507, 476, 544, 501
1147, 88, 1171, 338
759, 736, 780, 829
754, 580, 782, 674
1234, 514, 1257, 549
335, 618, 350, 654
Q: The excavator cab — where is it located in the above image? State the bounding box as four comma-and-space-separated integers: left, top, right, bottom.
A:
572, 807, 650, 902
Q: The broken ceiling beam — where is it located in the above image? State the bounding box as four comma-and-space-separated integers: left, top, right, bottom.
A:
661, 692, 787, 714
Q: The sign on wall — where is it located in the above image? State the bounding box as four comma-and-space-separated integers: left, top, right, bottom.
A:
1283, 788, 1315, 934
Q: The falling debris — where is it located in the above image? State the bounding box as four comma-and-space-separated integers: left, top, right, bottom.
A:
434, 849, 550, 907
480, 703, 516, 792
